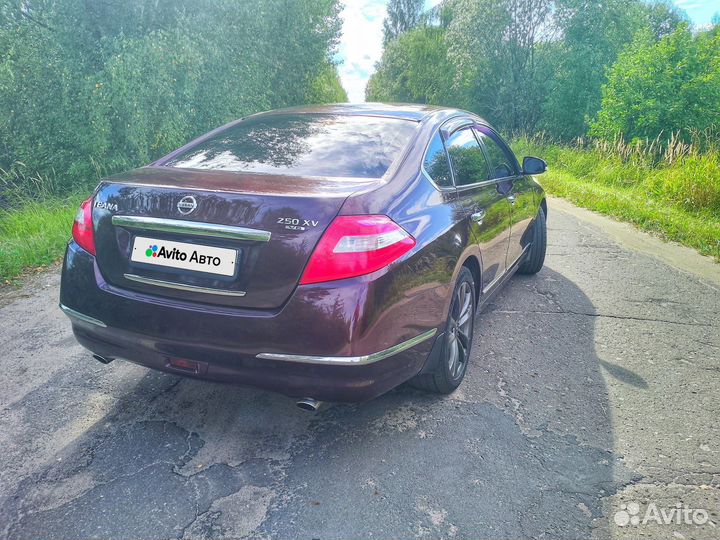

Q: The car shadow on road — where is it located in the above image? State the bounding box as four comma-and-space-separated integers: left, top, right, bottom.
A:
4, 268, 640, 540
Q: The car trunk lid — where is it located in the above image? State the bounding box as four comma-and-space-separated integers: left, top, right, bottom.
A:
92, 167, 375, 309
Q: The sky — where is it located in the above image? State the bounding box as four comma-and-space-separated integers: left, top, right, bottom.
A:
336, 0, 718, 103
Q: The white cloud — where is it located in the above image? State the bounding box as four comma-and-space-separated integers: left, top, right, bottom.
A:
336, 0, 444, 103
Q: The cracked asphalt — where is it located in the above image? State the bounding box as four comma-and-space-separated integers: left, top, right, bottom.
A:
1, 198, 719, 539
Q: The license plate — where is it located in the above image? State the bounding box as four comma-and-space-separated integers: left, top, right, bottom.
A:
131, 236, 237, 277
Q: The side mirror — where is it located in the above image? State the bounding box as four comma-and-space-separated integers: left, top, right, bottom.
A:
522, 156, 547, 175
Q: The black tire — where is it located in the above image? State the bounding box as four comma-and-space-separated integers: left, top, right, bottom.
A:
410, 267, 476, 394
518, 206, 546, 275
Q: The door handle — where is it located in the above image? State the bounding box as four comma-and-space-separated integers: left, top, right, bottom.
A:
471, 210, 486, 224
507, 194, 516, 205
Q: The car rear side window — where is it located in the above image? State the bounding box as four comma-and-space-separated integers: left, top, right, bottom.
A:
162, 114, 418, 179
423, 133, 453, 188
444, 128, 490, 186
474, 128, 516, 179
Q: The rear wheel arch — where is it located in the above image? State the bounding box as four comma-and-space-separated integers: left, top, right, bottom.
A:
411, 265, 476, 392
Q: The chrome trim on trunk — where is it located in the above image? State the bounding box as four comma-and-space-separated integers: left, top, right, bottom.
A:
111, 215, 271, 242
256, 328, 438, 365
123, 274, 247, 297
60, 304, 107, 328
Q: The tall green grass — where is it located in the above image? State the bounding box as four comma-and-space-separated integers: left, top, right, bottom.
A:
1, 166, 87, 283
513, 132, 720, 260
0, 200, 79, 282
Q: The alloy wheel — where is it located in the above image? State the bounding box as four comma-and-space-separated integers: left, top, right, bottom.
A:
447, 280, 473, 379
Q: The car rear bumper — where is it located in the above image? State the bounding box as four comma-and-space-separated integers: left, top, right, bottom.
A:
60, 241, 446, 402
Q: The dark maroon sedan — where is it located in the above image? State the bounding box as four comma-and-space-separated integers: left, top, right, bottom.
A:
60, 104, 547, 408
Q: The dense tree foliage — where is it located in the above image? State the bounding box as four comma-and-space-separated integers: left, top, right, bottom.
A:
446, 0, 553, 133
367, 0, 715, 143
541, 0, 686, 138
382, 0, 425, 46
367, 26, 458, 105
0, 0, 345, 193
591, 24, 720, 141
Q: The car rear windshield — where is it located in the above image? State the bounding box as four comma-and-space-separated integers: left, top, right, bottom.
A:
163, 114, 419, 179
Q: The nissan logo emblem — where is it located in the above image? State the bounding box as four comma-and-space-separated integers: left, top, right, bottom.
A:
177, 195, 197, 215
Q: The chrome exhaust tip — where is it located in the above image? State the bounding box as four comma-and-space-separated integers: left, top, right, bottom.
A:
93, 354, 115, 365
295, 397, 322, 412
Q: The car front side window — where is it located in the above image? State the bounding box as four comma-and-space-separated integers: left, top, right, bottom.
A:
444, 127, 490, 187
474, 128, 517, 180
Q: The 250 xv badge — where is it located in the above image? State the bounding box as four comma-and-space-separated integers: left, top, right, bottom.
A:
277, 217, 319, 231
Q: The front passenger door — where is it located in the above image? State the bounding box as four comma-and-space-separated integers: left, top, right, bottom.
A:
474, 127, 535, 268
444, 127, 512, 291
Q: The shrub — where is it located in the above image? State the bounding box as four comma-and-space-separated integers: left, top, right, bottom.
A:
592, 24, 720, 142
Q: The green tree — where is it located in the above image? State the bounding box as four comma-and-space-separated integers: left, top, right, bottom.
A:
591, 24, 720, 141
368, 0, 694, 140
367, 25, 458, 105
541, 0, 686, 139
305, 61, 349, 104
446, 0, 553, 132
0, 0, 344, 194
382, 0, 425, 46
644, 0, 688, 39
541, 0, 641, 139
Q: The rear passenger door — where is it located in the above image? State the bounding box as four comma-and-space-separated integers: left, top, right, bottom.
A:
474, 126, 535, 267
444, 126, 512, 291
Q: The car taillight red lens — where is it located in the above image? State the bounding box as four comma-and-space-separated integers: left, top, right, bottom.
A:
300, 215, 416, 285
72, 196, 96, 255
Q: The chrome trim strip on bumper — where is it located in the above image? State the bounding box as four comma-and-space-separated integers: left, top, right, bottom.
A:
124, 274, 247, 297
256, 328, 438, 365
59, 304, 107, 328
111, 215, 271, 242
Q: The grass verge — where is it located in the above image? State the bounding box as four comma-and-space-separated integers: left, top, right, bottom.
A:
0, 198, 80, 283
540, 169, 720, 259
514, 136, 720, 261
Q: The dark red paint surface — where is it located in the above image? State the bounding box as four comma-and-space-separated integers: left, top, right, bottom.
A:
60, 104, 544, 401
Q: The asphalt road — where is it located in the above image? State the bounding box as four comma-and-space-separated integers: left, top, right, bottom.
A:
1, 199, 719, 540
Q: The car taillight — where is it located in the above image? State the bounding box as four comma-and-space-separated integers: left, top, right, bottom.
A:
300, 215, 416, 285
72, 196, 96, 255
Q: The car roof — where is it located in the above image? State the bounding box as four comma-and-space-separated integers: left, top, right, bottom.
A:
249, 103, 479, 124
